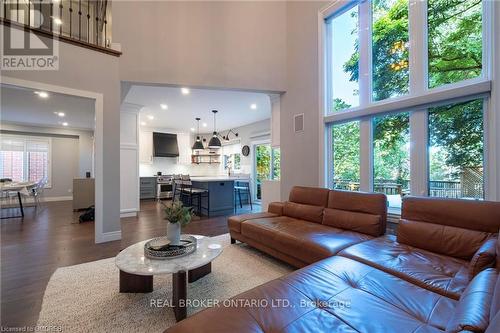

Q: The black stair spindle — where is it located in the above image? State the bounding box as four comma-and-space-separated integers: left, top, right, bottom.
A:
27, 0, 30, 26
78, 0, 81, 40
58, 1, 62, 35
49, 0, 53, 31
86, 0, 90, 43
69, 0, 73, 37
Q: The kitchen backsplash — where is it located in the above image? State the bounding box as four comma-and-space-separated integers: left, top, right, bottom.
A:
139, 157, 222, 177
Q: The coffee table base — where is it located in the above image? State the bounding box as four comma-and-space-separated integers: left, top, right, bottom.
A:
119, 262, 213, 322
119, 270, 153, 293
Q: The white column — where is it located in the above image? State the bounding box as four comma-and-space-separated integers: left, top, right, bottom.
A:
120, 103, 142, 217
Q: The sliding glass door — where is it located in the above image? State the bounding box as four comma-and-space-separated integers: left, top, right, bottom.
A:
253, 143, 280, 201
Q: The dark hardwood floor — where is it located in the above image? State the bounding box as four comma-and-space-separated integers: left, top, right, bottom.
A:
1, 199, 257, 329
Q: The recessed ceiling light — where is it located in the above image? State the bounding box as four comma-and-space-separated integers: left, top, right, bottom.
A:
202, 122, 207, 127
52, 17, 63, 26
190, 127, 195, 132
160, 104, 168, 110
62, 122, 68, 126
35, 91, 49, 98
181, 87, 190, 95
147, 115, 154, 120
54, 111, 65, 117
140, 122, 146, 126
250, 103, 257, 110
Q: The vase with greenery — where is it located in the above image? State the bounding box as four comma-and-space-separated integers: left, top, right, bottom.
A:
164, 200, 193, 246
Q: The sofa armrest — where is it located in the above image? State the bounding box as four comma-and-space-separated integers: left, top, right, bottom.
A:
469, 236, 497, 279
268, 202, 284, 215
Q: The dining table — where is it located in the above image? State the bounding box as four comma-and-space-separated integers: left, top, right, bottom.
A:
0, 181, 37, 219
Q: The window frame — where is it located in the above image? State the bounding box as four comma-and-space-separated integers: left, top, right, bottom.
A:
0, 134, 52, 188
319, 0, 496, 205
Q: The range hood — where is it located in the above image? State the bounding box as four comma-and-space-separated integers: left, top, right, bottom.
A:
153, 132, 179, 157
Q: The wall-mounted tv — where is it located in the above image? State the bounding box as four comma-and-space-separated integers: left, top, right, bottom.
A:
153, 132, 179, 157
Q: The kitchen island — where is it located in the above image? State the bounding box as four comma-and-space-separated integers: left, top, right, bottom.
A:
190, 176, 249, 217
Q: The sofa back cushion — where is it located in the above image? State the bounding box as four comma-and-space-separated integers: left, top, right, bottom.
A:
398, 219, 492, 260
283, 202, 324, 224
323, 190, 387, 236
282, 186, 330, 224
446, 268, 498, 333
398, 196, 500, 259
288, 186, 330, 207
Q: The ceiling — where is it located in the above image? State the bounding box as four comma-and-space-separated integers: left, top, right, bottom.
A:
124, 85, 271, 132
1, 84, 95, 130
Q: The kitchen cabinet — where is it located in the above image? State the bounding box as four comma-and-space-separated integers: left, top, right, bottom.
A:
191, 177, 236, 216
140, 177, 157, 199
139, 130, 153, 164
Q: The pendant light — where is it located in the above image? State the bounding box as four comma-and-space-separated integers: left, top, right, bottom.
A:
192, 117, 205, 150
208, 110, 222, 148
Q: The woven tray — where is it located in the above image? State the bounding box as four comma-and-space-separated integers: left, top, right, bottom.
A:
144, 235, 197, 260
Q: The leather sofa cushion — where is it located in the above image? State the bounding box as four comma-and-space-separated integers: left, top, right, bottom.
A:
490, 273, 500, 321
288, 186, 329, 207
469, 237, 497, 279
397, 219, 492, 260
339, 235, 469, 300
446, 268, 498, 333
228, 212, 277, 234
322, 207, 382, 237
240, 216, 372, 264
268, 202, 284, 215
283, 201, 324, 224
328, 190, 387, 235
402, 196, 500, 233
166, 256, 457, 333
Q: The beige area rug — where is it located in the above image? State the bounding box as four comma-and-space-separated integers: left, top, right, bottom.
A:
37, 234, 294, 333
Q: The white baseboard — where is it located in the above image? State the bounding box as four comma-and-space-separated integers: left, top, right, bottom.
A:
120, 208, 138, 218
41, 196, 73, 202
96, 230, 122, 243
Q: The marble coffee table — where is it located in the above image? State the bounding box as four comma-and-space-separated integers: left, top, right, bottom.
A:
115, 234, 223, 321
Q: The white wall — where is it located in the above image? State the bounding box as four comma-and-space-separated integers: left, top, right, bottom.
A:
113, 1, 287, 92
281, 1, 328, 200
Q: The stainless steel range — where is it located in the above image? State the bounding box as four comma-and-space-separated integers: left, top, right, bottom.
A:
156, 175, 173, 200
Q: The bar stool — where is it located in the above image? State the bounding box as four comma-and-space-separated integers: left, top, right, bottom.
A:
179, 175, 210, 217
234, 174, 252, 213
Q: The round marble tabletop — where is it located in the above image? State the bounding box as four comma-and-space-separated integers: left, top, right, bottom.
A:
115, 234, 223, 276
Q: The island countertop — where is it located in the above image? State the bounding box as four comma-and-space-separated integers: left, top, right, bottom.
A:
190, 176, 249, 182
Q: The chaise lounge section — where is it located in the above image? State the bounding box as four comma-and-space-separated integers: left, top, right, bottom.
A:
228, 186, 387, 267
165, 187, 500, 333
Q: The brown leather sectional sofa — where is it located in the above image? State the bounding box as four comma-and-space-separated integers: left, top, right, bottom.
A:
166, 186, 500, 333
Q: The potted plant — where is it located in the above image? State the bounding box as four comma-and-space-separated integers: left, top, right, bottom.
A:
164, 200, 193, 245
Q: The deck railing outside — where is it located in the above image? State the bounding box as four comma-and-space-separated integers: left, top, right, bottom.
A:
333, 179, 483, 199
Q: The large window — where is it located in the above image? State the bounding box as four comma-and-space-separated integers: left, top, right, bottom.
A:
373, 113, 410, 210
428, 0, 483, 88
429, 99, 484, 199
332, 121, 360, 191
0, 135, 51, 185
324, 0, 490, 212
327, 5, 360, 112
372, 0, 409, 101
